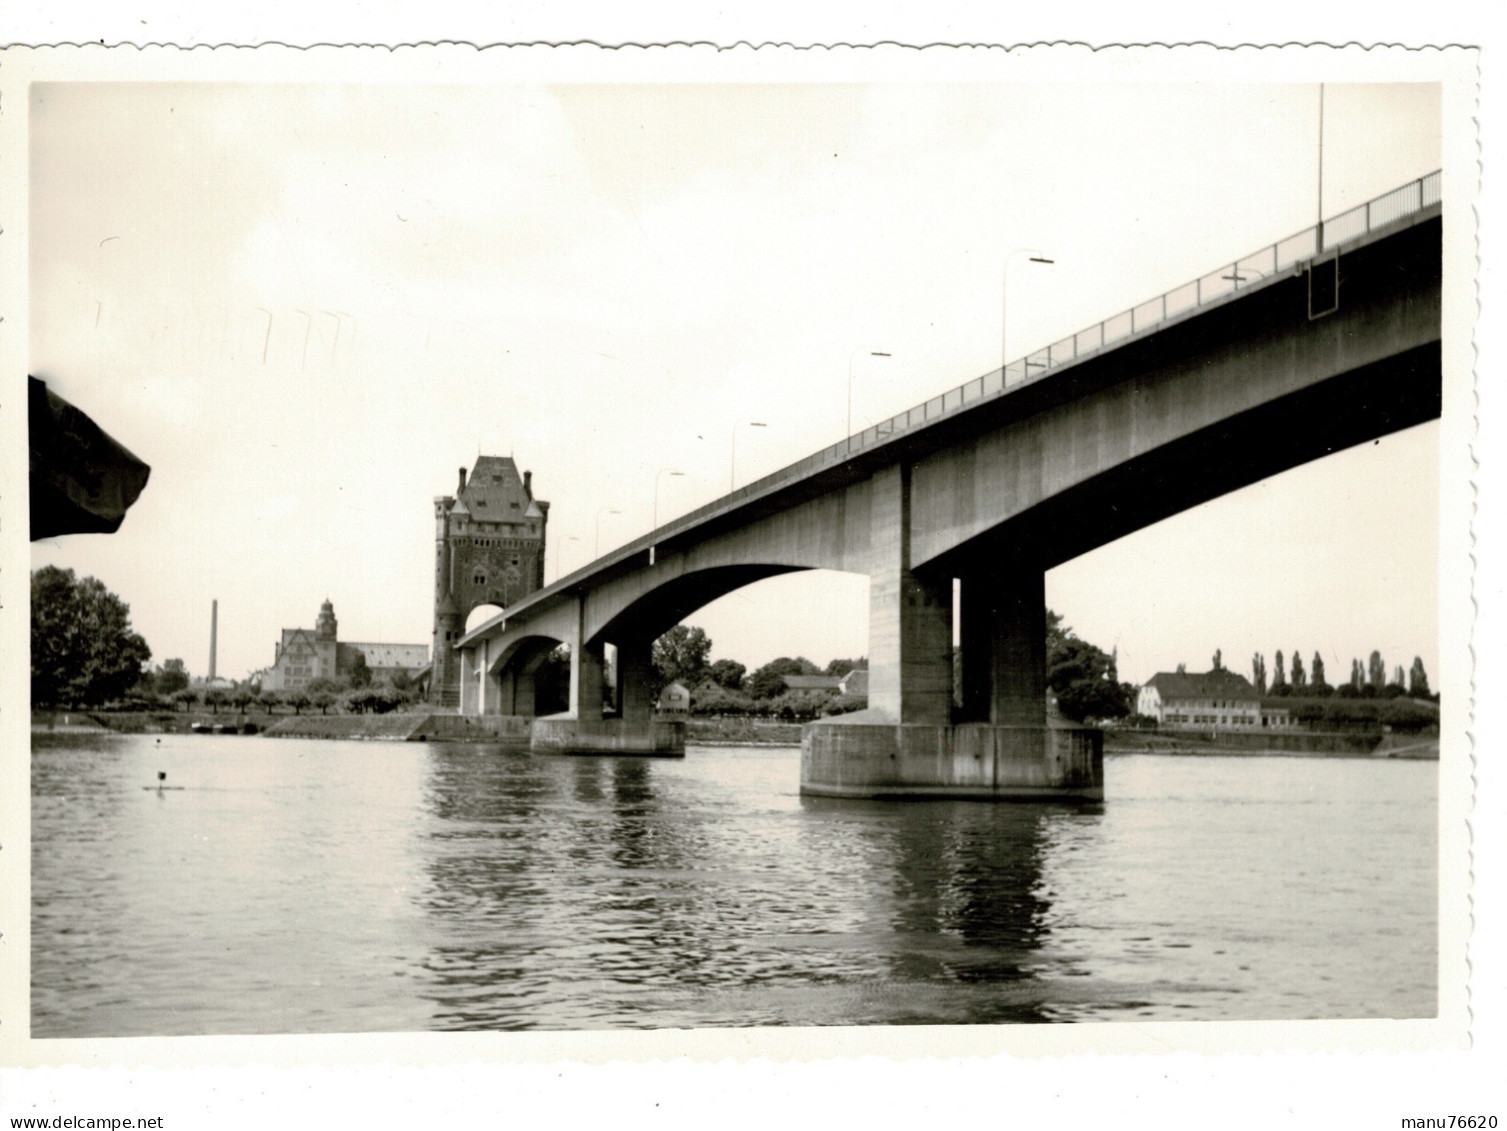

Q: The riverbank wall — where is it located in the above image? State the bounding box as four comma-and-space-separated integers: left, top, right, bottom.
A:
1105, 728, 1438, 759
684, 717, 804, 746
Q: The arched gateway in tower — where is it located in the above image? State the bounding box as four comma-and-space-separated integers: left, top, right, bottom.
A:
430, 456, 549, 708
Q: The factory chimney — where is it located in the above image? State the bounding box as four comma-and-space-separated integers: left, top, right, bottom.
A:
209, 599, 218, 682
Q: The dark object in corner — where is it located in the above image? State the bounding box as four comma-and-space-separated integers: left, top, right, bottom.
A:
29, 376, 151, 540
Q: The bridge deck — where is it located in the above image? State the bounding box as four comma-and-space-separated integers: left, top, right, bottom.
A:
459, 170, 1442, 649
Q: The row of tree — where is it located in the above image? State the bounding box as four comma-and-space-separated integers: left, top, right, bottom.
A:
31, 566, 1136, 726
55, 565, 1435, 732
649, 624, 865, 702
125, 675, 421, 716
1236, 648, 1432, 700
645, 612, 1131, 724
31, 566, 426, 713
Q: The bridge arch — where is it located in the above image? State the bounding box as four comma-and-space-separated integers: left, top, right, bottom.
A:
588, 564, 813, 648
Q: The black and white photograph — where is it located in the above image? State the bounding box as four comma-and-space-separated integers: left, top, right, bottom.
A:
0, 27, 1492, 1128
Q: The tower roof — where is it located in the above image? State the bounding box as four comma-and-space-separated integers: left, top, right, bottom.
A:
457, 456, 532, 520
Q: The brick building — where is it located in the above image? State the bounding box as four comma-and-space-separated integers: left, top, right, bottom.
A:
430, 456, 549, 707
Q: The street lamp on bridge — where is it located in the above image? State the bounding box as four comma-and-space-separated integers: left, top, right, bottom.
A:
551, 534, 580, 583
847, 349, 891, 453
653, 468, 685, 530
730, 421, 768, 491
594, 508, 621, 559
1003, 249, 1054, 382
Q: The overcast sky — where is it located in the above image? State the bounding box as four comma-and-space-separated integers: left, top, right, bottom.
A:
29, 79, 1443, 685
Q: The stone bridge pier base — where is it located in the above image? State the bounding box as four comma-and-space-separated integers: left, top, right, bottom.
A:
801, 469, 1100, 799
530, 621, 684, 757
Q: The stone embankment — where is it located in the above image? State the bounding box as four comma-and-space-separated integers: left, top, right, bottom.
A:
1104, 728, 1439, 759
684, 717, 804, 746
262, 713, 531, 742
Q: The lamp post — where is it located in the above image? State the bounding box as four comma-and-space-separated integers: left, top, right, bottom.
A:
730, 422, 767, 492
1003, 249, 1054, 380
654, 468, 685, 530
551, 534, 580, 582
1317, 82, 1326, 251
594, 508, 621, 559
847, 349, 891, 453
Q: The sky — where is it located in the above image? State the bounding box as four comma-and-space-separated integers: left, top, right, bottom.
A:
28, 80, 1444, 686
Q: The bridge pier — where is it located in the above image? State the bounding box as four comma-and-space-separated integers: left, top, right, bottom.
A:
802, 473, 1100, 799
529, 603, 685, 757
800, 720, 1102, 800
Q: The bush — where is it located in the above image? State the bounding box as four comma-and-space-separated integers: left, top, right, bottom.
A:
765, 689, 833, 721
690, 684, 757, 716
342, 686, 403, 715
822, 693, 867, 717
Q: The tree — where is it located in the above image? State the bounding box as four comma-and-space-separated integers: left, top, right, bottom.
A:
1291, 651, 1306, 688
1368, 650, 1386, 691
311, 690, 337, 716
287, 690, 312, 715
231, 686, 255, 713
690, 683, 757, 716
1409, 656, 1431, 698
825, 657, 866, 678
31, 566, 152, 708
1251, 653, 1267, 695
707, 659, 747, 690
173, 687, 200, 713
652, 624, 712, 696
767, 689, 833, 721
204, 687, 227, 714
1311, 652, 1329, 694
257, 689, 280, 713
1350, 658, 1365, 690
154, 658, 189, 697
1268, 650, 1289, 696
747, 657, 819, 700
347, 651, 372, 689
1047, 630, 1129, 723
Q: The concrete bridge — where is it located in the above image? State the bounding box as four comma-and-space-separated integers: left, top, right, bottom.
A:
455, 173, 1442, 800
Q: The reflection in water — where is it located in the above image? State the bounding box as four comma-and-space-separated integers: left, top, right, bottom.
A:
32, 735, 1438, 1035
799, 799, 1090, 1024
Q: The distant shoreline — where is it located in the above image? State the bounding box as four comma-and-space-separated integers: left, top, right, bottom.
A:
32, 709, 1437, 760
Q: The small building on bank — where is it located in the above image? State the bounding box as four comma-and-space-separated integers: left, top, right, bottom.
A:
657, 680, 691, 717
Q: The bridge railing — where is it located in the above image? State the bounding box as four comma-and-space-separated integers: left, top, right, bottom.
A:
553, 169, 1442, 595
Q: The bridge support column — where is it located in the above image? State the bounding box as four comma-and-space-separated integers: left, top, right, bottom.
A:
569, 637, 607, 722
496, 665, 535, 718
615, 640, 657, 726
866, 465, 954, 725
801, 469, 1100, 801
458, 645, 480, 715
531, 602, 684, 756
958, 556, 1047, 727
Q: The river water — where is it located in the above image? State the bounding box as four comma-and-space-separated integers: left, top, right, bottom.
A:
30, 733, 1437, 1035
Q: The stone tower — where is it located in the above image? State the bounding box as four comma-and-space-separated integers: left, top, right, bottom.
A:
431, 456, 548, 707
313, 598, 339, 680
